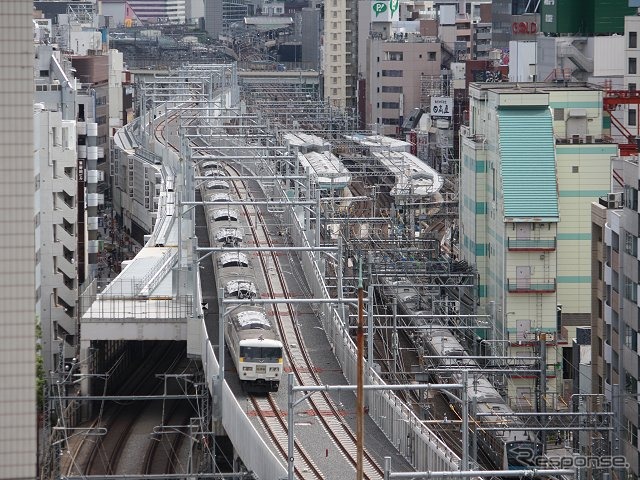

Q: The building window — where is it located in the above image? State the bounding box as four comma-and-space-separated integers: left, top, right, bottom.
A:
630, 83, 637, 92
598, 261, 603, 280
385, 51, 403, 61
624, 231, 638, 256
624, 185, 638, 210
624, 325, 638, 350
630, 31, 637, 49
381, 102, 400, 109
629, 108, 637, 127
629, 57, 637, 75
381, 118, 398, 125
624, 276, 637, 302
381, 69, 403, 77
625, 373, 638, 395
381, 85, 403, 93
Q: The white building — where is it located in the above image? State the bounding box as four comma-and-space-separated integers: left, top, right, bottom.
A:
34, 39, 101, 380
129, 0, 187, 23
0, 2, 37, 477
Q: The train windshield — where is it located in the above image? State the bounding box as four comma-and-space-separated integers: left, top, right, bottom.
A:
505, 441, 541, 469
240, 346, 282, 362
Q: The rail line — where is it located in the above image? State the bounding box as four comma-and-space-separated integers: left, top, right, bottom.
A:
77, 343, 186, 476
228, 164, 384, 479
158, 103, 386, 478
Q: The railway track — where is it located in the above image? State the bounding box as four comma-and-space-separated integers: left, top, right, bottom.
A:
142, 394, 193, 475
67, 342, 190, 477
155, 102, 391, 478
228, 164, 384, 479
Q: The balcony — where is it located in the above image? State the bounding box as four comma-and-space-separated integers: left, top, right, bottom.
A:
507, 278, 556, 293
507, 237, 556, 251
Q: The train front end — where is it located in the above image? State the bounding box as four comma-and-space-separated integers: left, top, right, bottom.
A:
238, 337, 283, 393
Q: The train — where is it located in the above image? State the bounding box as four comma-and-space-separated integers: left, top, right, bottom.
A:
380, 278, 542, 470
198, 159, 284, 393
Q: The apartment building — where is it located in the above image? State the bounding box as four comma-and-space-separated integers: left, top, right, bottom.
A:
324, 0, 358, 110
459, 82, 618, 406
358, 0, 441, 136
591, 159, 640, 478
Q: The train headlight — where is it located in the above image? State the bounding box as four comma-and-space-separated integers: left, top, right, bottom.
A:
242, 366, 252, 372
269, 367, 279, 372
278, 358, 283, 363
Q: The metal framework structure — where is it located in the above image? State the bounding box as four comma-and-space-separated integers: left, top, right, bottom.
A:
44, 63, 620, 479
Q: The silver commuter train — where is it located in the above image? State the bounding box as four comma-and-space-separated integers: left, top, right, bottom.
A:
200, 160, 283, 393
380, 277, 542, 470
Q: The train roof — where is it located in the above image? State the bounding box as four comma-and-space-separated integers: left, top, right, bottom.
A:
201, 160, 222, 169
283, 132, 331, 151
381, 279, 418, 296
427, 332, 468, 357
210, 208, 239, 221
205, 192, 232, 203
463, 376, 505, 404
223, 279, 257, 298
203, 168, 226, 177
372, 151, 443, 197
218, 252, 250, 267
297, 151, 351, 189
233, 309, 272, 330
205, 179, 230, 190
344, 133, 412, 153
215, 226, 244, 243
238, 337, 282, 348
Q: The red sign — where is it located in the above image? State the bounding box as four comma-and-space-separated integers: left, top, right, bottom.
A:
512, 21, 537, 34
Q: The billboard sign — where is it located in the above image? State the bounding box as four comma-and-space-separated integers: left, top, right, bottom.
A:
371, 0, 399, 21
430, 97, 453, 119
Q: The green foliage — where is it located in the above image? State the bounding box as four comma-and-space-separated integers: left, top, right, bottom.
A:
36, 322, 45, 413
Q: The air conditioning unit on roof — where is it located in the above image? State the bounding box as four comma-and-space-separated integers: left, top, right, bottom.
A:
607, 192, 623, 209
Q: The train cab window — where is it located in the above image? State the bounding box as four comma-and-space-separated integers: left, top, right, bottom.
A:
240, 346, 282, 362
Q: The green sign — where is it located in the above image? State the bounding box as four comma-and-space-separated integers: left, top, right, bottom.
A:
372, 2, 387, 16
389, 0, 399, 16
372, 0, 398, 18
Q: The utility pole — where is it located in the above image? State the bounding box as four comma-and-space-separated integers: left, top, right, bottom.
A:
356, 255, 365, 480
